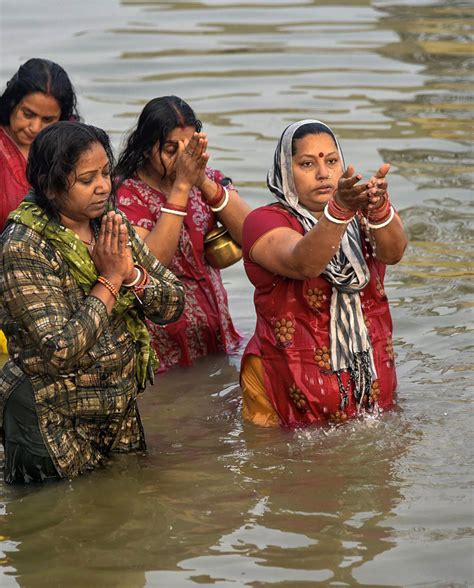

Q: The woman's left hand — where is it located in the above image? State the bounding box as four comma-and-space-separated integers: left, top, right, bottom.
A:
365, 163, 390, 212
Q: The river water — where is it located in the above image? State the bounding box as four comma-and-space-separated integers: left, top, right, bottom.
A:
0, 0, 472, 586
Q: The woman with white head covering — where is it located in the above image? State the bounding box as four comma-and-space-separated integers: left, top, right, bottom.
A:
240, 120, 407, 428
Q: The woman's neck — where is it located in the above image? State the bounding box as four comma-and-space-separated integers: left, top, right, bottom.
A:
137, 165, 173, 195
298, 202, 324, 221
59, 214, 93, 241
313, 210, 324, 220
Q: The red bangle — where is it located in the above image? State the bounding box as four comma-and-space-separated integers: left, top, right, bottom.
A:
369, 206, 393, 225
132, 265, 149, 293
327, 198, 354, 222
206, 182, 225, 208
164, 201, 187, 213
366, 196, 391, 223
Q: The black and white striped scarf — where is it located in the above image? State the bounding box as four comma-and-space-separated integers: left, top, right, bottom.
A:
267, 119, 376, 407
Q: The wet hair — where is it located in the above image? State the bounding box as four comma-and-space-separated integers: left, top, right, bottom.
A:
0, 58, 78, 126
291, 122, 335, 156
115, 95, 202, 183
27, 121, 115, 220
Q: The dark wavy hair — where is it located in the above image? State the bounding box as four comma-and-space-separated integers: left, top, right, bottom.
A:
291, 122, 334, 156
115, 95, 202, 184
0, 58, 78, 125
27, 121, 115, 221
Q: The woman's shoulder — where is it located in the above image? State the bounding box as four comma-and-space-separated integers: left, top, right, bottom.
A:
204, 166, 223, 181
0, 223, 56, 262
0, 127, 22, 160
117, 177, 165, 219
0, 127, 12, 147
117, 176, 162, 201
117, 176, 144, 195
245, 203, 302, 231
242, 203, 303, 256
1, 222, 43, 245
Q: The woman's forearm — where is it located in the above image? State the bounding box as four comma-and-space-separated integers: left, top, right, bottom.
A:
291, 216, 348, 278
140, 271, 185, 325
252, 217, 348, 281
199, 177, 251, 244
368, 213, 407, 264
143, 180, 191, 266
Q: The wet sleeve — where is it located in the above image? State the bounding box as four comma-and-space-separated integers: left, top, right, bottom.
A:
125, 221, 185, 325
0, 238, 110, 373
242, 206, 297, 258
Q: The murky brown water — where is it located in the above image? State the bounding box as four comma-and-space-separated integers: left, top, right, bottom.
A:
0, 1, 473, 586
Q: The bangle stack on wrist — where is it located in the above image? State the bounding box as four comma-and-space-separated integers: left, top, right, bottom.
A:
161, 201, 187, 217
207, 182, 225, 208
165, 201, 187, 213
210, 186, 229, 212
133, 265, 150, 294
367, 206, 395, 229
122, 265, 149, 293
122, 266, 141, 288
324, 199, 355, 225
365, 196, 395, 229
97, 276, 119, 300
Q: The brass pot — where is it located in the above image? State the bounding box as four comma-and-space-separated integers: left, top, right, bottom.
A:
204, 225, 242, 269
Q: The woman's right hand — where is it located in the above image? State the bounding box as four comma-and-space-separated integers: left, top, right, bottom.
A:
173, 132, 209, 188
334, 165, 370, 211
92, 212, 135, 284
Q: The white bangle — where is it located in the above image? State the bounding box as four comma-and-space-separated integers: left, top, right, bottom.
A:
323, 203, 353, 225
122, 266, 142, 288
161, 207, 187, 217
210, 187, 230, 213
367, 206, 395, 229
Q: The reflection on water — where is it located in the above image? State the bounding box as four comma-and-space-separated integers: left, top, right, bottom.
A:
1, 356, 414, 587
380, 147, 473, 190
0, 0, 473, 586
376, 2, 473, 142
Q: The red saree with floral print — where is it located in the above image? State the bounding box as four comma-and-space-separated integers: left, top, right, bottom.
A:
117, 168, 241, 372
241, 204, 397, 428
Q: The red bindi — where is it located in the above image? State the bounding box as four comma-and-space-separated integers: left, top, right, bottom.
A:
318, 152, 325, 158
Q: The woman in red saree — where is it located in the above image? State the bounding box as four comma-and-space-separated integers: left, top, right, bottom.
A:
0, 58, 78, 230
115, 96, 250, 372
240, 120, 407, 428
